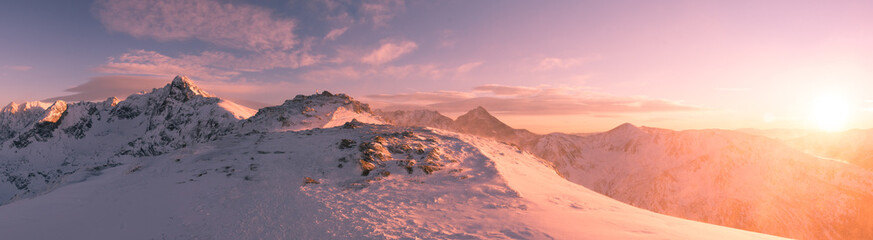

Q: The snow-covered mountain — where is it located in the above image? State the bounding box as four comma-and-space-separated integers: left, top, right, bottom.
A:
384, 107, 873, 240
0, 76, 256, 204
0, 122, 782, 239
0, 76, 787, 239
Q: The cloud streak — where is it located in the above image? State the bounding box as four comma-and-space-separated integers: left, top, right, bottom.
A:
368, 84, 704, 115
3, 65, 32, 71
43, 75, 168, 102
95, 49, 319, 80
324, 27, 349, 41
94, 0, 298, 51
531, 56, 599, 72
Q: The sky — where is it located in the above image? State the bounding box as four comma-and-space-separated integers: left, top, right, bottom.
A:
2, 0, 873, 133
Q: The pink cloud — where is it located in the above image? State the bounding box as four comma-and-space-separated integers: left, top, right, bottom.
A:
94, 50, 239, 80
3, 65, 32, 71
473, 84, 539, 96
324, 27, 349, 41
456, 62, 483, 73
94, 0, 298, 51
532, 56, 600, 72
95, 49, 320, 80
361, 40, 418, 65
366, 91, 474, 105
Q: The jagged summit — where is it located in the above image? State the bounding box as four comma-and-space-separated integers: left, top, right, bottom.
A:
1, 102, 16, 113
38, 100, 67, 123
103, 97, 120, 108
163, 75, 214, 100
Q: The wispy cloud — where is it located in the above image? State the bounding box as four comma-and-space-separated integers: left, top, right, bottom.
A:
361, 0, 406, 27
94, 0, 298, 51
361, 39, 418, 65
43, 75, 168, 102
456, 62, 483, 73
3, 65, 32, 71
324, 27, 349, 41
531, 56, 599, 72
473, 84, 539, 96
94, 49, 319, 80
304, 0, 406, 27
368, 84, 704, 115
299, 66, 362, 83
94, 50, 239, 80
366, 91, 474, 105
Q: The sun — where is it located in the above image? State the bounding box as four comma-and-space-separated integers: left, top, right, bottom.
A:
808, 95, 852, 132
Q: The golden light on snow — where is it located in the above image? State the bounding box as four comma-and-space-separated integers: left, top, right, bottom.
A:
808, 95, 853, 132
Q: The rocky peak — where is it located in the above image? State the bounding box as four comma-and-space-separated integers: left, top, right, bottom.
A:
605, 122, 643, 136
1, 102, 18, 114
165, 75, 214, 101
103, 97, 120, 108
39, 100, 67, 123
456, 106, 505, 127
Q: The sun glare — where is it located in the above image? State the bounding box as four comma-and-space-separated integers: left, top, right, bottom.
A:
809, 95, 852, 132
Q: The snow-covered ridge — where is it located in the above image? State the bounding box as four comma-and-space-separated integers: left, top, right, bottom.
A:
241, 90, 382, 132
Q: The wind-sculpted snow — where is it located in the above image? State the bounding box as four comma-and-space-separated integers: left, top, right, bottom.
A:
0, 123, 783, 239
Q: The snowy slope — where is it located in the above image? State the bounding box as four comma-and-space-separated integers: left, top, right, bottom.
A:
528, 124, 873, 240
0, 123, 783, 239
